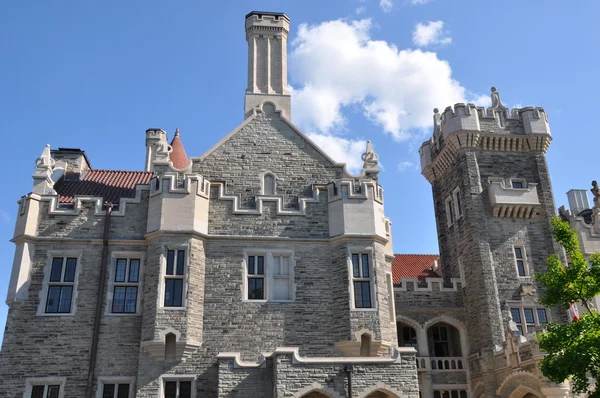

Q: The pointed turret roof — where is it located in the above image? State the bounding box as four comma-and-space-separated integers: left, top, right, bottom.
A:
169, 128, 189, 169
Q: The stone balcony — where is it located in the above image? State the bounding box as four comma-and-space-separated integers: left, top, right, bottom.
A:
488, 180, 541, 218
416, 356, 466, 372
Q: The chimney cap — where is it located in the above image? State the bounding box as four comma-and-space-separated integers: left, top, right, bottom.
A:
245, 11, 289, 22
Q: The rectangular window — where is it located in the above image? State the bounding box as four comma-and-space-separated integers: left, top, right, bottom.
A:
537, 308, 548, 324
112, 258, 140, 313
31, 385, 60, 398
512, 180, 524, 189
400, 326, 418, 348
102, 383, 130, 398
272, 255, 292, 301
432, 326, 449, 357
352, 253, 372, 309
511, 307, 547, 334
453, 187, 462, 218
514, 246, 527, 277
445, 196, 455, 227
247, 255, 265, 300
164, 250, 185, 307
45, 257, 77, 313
164, 380, 192, 398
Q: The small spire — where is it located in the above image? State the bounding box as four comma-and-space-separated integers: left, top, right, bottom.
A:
169, 129, 189, 170
361, 140, 380, 175
35, 144, 55, 169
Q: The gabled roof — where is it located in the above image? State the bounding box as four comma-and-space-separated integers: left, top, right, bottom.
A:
391, 254, 440, 285
169, 129, 189, 169
54, 169, 153, 205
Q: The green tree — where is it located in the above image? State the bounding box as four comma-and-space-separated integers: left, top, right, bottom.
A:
536, 216, 600, 397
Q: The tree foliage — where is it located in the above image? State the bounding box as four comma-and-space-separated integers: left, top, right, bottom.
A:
536, 216, 600, 397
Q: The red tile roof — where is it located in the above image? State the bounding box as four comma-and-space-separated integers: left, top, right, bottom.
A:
169, 129, 189, 169
55, 169, 154, 205
392, 254, 440, 285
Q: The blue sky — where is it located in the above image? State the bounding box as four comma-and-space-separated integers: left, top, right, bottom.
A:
0, 1, 598, 343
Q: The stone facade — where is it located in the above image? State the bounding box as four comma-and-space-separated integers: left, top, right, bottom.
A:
0, 10, 578, 398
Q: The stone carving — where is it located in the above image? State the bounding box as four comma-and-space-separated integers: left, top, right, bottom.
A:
591, 180, 600, 208
35, 144, 55, 172
490, 86, 505, 109
361, 140, 380, 176
154, 130, 172, 162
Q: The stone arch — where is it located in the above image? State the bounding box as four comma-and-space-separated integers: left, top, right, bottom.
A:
356, 383, 405, 398
293, 382, 342, 398
396, 315, 423, 355
497, 371, 542, 398
422, 315, 469, 358
473, 382, 486, 398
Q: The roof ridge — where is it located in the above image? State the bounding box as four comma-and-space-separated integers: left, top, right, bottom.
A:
88, 169, 154, 174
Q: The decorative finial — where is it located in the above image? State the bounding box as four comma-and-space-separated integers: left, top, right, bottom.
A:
35, 144, 55, 169
361, 140, 380, 175
175, 128, 180, 137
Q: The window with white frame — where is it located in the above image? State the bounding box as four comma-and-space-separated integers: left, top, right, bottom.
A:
244, 252, 295, 302
163, 379, 194, 398
26, 378, 65, 398
164, 249, 186, 307
453, 187, 462, 219
513, 246, 528, 277
445, 196, 455, 227
30, 385, 60, 398
45, 257, 78, 314
99, 380, 132, 398
351, 253, 372, 309
510, 306, 548, 335
110, 257, 141, 314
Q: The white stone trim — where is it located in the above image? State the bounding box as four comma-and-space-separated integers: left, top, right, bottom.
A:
355, 383, 404, 398
211, 181, 323, 215
292, 382, 341, 398
509, 386, 543, 398
37, 250, 83, 316
386, 272, 396, 324
148, 173, 209, 199
158, 374, 197, 398
96, 376, 136, 398
496, 370, 541, 395
216, 352, 270, 368
105, 251, 145, 316
24, 377, 66, 398
327, 179, 384, 204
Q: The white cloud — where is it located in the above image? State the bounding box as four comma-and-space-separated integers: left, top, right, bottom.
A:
355, 6, 366, 15
380, 0, 394, 12
412, 21, 451, 47
411, 0, 430, 4
307, 133, 366, 175
398, 161, 418, 172
290, 18, 472, 141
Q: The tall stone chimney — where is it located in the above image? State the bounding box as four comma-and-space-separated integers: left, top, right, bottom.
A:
244, 11, 291, 119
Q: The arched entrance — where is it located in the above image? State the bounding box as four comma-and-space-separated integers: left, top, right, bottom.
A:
366, 392, 394, 398
301, 393, 330, 398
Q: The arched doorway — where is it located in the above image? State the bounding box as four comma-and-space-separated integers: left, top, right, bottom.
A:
366, 392, 394, 398
523, 394, 537, 398
301, 392, 330, 398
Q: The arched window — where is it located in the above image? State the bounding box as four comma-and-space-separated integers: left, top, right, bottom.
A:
263, 174, 275, 195
360, 333, 372, 357
165, 332, 176, 361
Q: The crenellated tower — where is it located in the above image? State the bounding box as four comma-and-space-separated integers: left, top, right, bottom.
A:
420, 88, 569, 398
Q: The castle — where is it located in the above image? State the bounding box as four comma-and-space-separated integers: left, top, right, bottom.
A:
0, 11, 581, 398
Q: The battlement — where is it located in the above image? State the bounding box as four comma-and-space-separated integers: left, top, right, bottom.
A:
245, 11, 290, 36
420, 88, 552, 183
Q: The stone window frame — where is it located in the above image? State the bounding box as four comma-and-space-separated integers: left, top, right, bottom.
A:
445, 195, 455, 227
347, 246, 377, 311
509, 178, 527, 189
24, 377, 66, 398
158, 244, 189, 310
96, 376, 135, 398
105, 251, 145, 316
37, 250, 82, 317
386, 272, 396, 324
242, 249, 296, 303
159, 374, 197, 398
260, 171, 277, 196
512, 245, 529, 277
507, 302, 551, 335
452, 187, 463, 219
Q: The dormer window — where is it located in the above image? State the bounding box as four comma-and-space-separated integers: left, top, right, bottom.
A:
263, 173, 275, 195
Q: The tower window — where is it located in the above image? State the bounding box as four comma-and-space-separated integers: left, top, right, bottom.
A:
44, 257, 78, 314
513, 246, 528, 277
510, 306, 548, 334
445, 196, 455, 227
164, 249, 186, 307
351, 253, 372, 309
453, 187, 462, 219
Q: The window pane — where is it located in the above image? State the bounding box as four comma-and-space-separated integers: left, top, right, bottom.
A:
524, 308, 535, 323
516, 325, 523, 335
440, 327, 448, 341
273, 278, 290, 300
514, 247, 523, 258
63, 258, 77, 282
117, 383, 130, 398
47, 386, 60, 398
172, 279, 183, 307
50, 258, 63, 282
58, 286, 73, 313
511, 308, 521, 323
361, 254, 369, 278
31, 386, 45, 398
115, 259, 127, 282
434, 392, 441, 398
164, 279, 174, 306
257, 256, 264, 275
128, 259, 140, 283
352, 254, 360, 278
179, 381, 192, 398
512, 181, 523, 189
247, 256, 255, 274
460, 391, 468, 398
248, 278, 264, 300
264, 174, 275, 195
361, 281, 371, 308
537, 308, 548, 323
166, 250, 175, 275
164, 381, 177, 398
451, 391, 459, 398
354, 281, 363, 308
102, 384, 115, 398
517, 260, 526, 276
112, 286, 126, 313
280, 257, 289, 276
176, 250, 185, 275
124, 287, 138, 313
46, 286, 61, 313
455, 192, 462, 215
432, 327, 440, 341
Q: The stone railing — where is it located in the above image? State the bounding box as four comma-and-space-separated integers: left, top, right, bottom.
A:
416, 357, 466, 371
487, 180, 541, 218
